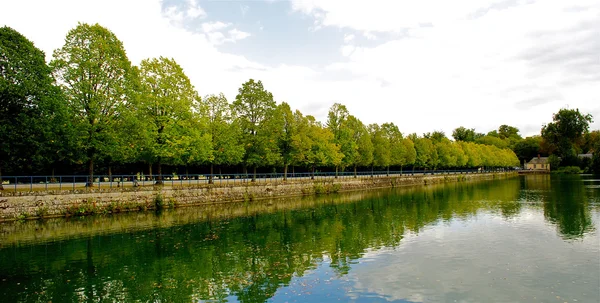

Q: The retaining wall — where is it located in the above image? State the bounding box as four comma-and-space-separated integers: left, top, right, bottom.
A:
0, 172, 516, 221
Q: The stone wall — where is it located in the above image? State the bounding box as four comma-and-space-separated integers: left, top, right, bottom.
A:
0, 172, 516, 222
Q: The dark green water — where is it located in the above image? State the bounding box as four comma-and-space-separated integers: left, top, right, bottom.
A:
0, 175, 599, 302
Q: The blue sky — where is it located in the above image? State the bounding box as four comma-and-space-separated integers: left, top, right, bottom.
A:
2, 0, 599, 137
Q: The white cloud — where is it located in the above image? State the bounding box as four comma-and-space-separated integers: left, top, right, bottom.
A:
292, 0, 600, 136
185, 0, 206, 18
1, 0, 598, 138
228, 29, 251, 41
201, 21, 231, 33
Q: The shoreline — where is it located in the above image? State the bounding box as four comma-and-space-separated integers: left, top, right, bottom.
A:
0, 172, 517, 222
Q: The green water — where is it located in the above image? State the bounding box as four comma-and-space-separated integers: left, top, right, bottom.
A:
0, 175, 598, 302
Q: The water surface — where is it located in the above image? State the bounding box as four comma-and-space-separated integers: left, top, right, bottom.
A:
0, 175, 598, 302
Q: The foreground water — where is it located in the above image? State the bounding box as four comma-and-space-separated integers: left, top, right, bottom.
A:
0, 175, 598, 302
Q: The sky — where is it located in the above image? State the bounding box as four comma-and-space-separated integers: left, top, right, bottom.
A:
1, 0, 599, 137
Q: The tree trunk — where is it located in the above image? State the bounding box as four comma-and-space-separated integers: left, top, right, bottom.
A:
400, 165, 403, 175
108, 165, 112, 182
252, 166, 256, 182
156, 160, 163, 185
354, 165, 357, 178
0, 163, 3, 190
284, 163, 288, 181
311, 166, 315, 180
148, 163, 153, 181
335, 166, 339, 179
387, 165, 390, 176
87, 157, 94, 187
209, 163, 214, 184
51, 167, 56, 183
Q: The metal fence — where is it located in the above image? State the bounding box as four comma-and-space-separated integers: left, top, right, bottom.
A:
0, 168, 507, 193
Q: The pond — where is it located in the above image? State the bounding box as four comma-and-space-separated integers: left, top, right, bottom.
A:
0, 175, 598, 302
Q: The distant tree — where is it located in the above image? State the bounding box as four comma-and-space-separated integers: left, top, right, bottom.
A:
346, 115, 373, 176
0, 26, 70, 188
475, 135, 509, 149
400, 138, 417, 172
51, 23, 134, 186
291, 113, 342, 178
542, 108, 593, 166
137, 57, 203, 183
498, 125, 520, 140
233, 79, 280, 180
452, 127, 476, 142
369, 124, 391, 171
424, 130, 446, 142
276, 102, 295, 180
513, 136, 542, 165
327, 103, 356, 175
205, 93, 244, 181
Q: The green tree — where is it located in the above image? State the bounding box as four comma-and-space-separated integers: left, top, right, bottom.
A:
276, 102, 295, 180
400, 138, 417, 172
452, 127, 476, 142
51, 23, 134, 186
346, 115, 373, 176
291, 113, 342, 178
513, 136, 542, 165
232, 79, 280, 180
381, 123, 404, 174
137, 57, 201, 183
369, 124, 391, 171
475, 135, 509, 149
327, 103, 356, 176
0, 27, 71, 188
205, 93, 244, 182
542, 108, 593, 166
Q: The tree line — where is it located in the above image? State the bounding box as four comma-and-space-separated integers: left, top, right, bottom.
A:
9, 22, 582, 187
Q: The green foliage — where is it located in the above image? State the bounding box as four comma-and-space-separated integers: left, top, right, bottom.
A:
51, 23, 135, 183
553, 166, 582, 174
513, 136, 542, 164
233, 79, 280, 169
137, 57, 206, 174
154, 193, 165, 210
542, 108, 593, 165
0, 26, 70, 176
452, 127, 476, 142
548, 154, 561, 170
205, 93, 244, 167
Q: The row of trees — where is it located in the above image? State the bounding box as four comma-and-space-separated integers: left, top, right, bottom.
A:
1, 23, 521, 186
451, 110, 598, 172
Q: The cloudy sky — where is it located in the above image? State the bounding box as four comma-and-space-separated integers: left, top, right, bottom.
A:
2, 0, 599, 137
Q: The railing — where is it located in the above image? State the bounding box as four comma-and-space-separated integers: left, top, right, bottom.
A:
0, 168, 510, 193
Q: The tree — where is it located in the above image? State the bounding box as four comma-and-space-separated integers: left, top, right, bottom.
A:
51, 23, 134, 186
0, 27, 71, 189
475, 135, 509, 149
205, 93, 244, 182
452, 127, 476, 142
400, 138, 417, 172
137, 57, 202, 183
346, 115, 373, 176
382, 123, 404, 174
276, 102, 295, 180
498, 125, 520, 140
513, 136, 542, 165
542, 108, 593, 166
232, 79, 280, 180
369, 124, 391, 171
327, 103, 356, 175
290, 113, 342, 178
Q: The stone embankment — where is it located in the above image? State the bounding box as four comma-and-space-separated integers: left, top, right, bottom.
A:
0, 172, 516, 222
